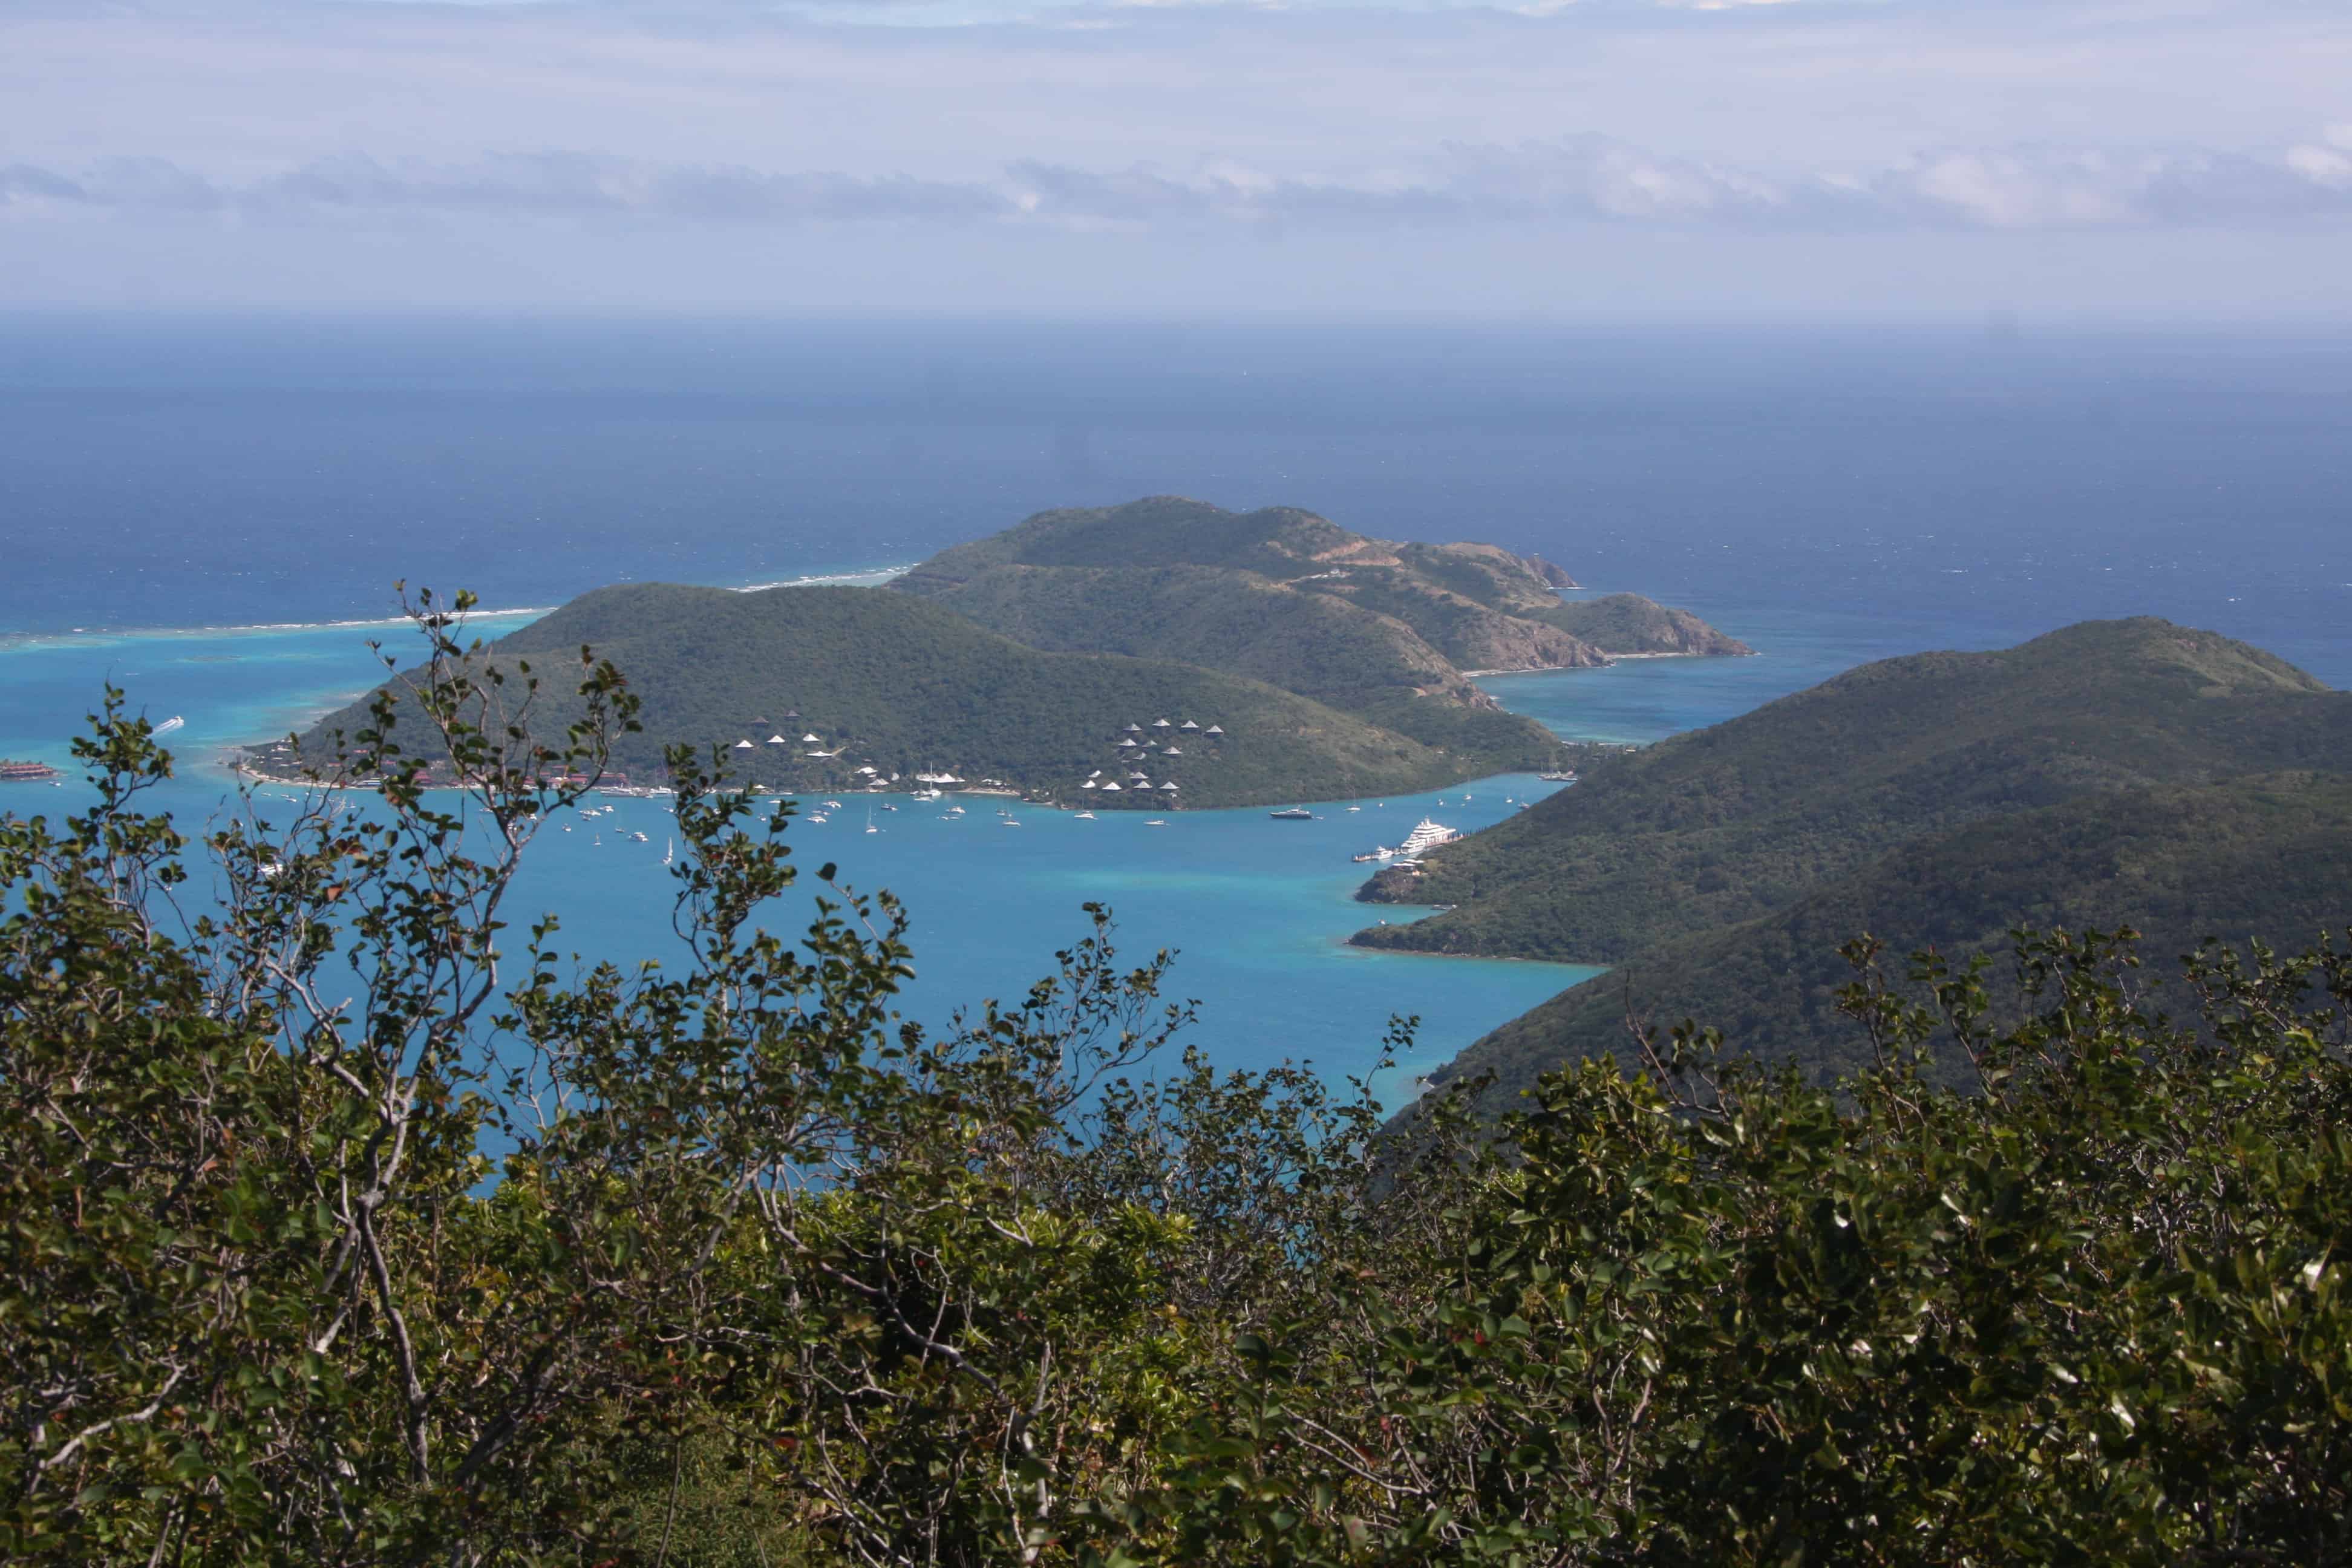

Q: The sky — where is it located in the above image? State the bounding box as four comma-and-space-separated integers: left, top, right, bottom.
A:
4, 0, 2350, 320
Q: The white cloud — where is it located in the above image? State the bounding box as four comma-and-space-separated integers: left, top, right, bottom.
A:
5, 0, 2351, 313
9, 134, 2349, 234
2284, 143, 2352, 191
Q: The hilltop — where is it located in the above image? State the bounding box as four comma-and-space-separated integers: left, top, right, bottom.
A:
1353, 618, 2348, 962
1426, 769, 2352, 1112
891, 497, 1748, 773
261, 584, 1520, 808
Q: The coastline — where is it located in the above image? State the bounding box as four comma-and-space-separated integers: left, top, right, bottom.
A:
1459, 650, 1726, 678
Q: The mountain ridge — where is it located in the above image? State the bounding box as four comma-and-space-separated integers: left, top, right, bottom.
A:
891, 496, 1749, 776
1351, 618, 2349, 964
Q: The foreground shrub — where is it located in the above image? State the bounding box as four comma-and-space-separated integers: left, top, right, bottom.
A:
5, 599, 2345, 1564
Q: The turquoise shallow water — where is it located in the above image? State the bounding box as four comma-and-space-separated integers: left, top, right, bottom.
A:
8, 573, 2347, 1109
9, 321, 2349, 1108
0, 596, 1611, 1109
6, 579, 2345, 1109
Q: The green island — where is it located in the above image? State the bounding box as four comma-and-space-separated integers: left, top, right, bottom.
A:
892, 495, 1746, 763
256, 497, 1748, 809
1355, 617, 2352, 1104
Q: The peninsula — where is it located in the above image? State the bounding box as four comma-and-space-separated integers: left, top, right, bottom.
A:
1361, 618, 2352, 1109
893, 496, 1748, 776
261, 499, 1749, 809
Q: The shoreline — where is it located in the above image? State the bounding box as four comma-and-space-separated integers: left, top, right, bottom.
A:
1461, 650, 1731, 678
223, 757, 1566, 815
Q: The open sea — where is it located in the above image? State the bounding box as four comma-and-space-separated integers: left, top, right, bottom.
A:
4, 319, 2347, 1105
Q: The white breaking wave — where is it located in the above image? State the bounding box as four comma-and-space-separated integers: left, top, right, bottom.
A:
0, 564, 916, 655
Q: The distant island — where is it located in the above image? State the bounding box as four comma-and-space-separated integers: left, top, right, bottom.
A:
1362, 618, 2352, 1109
892, 497, 1748, 776
258, 498, 1748, 809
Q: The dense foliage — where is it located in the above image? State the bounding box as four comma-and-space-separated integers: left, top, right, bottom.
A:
8, 604, 2350, 1565
272, 583, 1508, 809
1354, 618, 2352, 961
1434, 768, 2352, 1110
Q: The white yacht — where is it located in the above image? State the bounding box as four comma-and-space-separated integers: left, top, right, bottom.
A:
1393, 817, 1462, 861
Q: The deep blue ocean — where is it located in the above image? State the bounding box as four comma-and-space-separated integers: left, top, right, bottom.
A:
4, 319, 2347, 1103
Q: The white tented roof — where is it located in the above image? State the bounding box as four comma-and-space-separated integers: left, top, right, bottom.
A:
733, 739, 754, 749
1082, 780, 1099, 789
802, 733, 820, 742
1180, 720, 1199, 730
1152, 718, 1171, 728
1102, 782, 1122, 791
767, 734, 788, 744
1206, 725, 1224, 735
1161, 782, 1179, 790
854, 766, 877, 775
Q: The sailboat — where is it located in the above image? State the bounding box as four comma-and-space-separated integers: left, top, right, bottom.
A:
864, 807, 880, 834
662, 837, 674, 866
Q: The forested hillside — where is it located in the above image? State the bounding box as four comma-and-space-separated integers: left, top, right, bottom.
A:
1353, 618, 2350, 961
14, 663, 2351, 1566
266, 583, 1515, 808
264, 500, 1751, 805
892, 496, 1748, 774
1429, 769, 2352, 1111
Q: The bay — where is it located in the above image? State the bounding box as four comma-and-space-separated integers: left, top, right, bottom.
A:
5, 318, 2347, 1106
